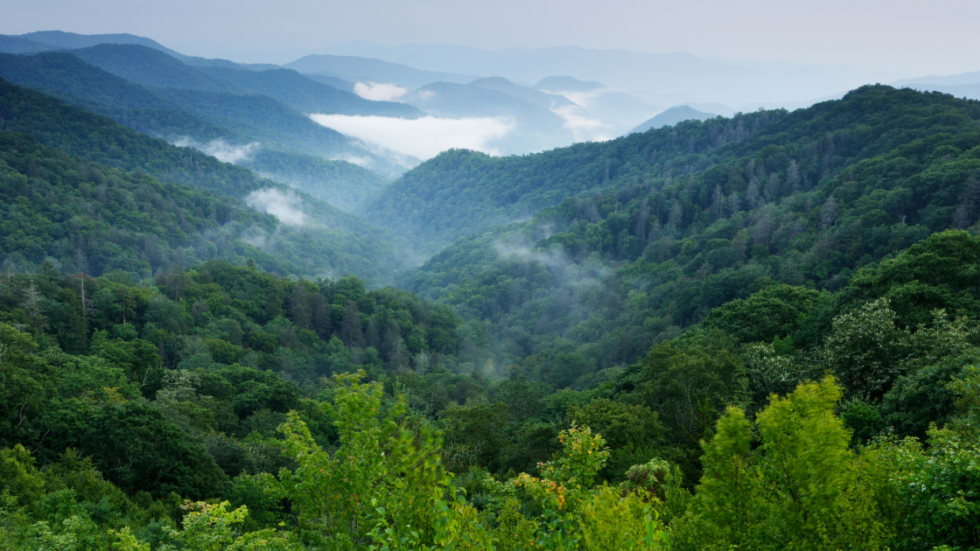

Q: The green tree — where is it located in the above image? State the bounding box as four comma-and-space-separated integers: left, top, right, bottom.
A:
820, 298, 911, 400
703, 285, 822, 344
675, 377, 887, 550
278, 370, 452, 549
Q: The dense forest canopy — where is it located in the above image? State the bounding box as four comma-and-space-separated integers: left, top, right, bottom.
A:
1, 75, 979, 550
0, 48, 408, 196
399, 85, 980, 387
364, 85, 980, 253
0, 77, 408, 285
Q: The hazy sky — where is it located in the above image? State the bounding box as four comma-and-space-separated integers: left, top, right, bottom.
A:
4, 0, 979, 76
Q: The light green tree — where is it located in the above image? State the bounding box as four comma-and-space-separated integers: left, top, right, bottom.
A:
278, 370, 490, 550
674, 377, 888, 550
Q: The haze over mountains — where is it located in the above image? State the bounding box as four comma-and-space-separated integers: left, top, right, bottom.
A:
2, 29, 967, 173
5, 12, 980, 549
1, 29, 978, 241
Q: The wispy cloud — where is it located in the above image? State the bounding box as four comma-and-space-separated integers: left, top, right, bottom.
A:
336, 155, 372, 167
245, 188, 307, 226
309, 114, 515, 160
551, 105, 612, 142
173, 137, 260, 164
493, 234, 611, 286
353, 82, 410, 102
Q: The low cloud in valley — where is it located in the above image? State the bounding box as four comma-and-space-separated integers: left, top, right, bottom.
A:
173, 137, 260, 164
309, 114, 515, 160
245, 188, 307, 226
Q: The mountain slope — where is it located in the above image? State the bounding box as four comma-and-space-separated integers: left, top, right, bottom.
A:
20, 30, 187, 59
399, 85, 980, 386
0, 35, 59, 55
0, 54, 401, 208
903, 83, 980, 102
0, 129, 283, 277
0, 128, 405, 284
70, 44, 423, 119
534, 75, 659, 135
152, 87, 352, 154
0, 51, 180, 111
241, 149, 390, 212
533, 75, 605, 92
0, 78, 406, 283
0, 75, 269, 198
70, 43, 231, 91
894, 69, 980, 87
362, 86, 980, 254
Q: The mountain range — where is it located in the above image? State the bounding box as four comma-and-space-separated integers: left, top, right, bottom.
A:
1, 31, 924, 171
4, 29, 980, 551
313, 42, 901, 107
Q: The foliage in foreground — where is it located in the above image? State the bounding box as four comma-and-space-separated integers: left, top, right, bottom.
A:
2, 364, 979, 550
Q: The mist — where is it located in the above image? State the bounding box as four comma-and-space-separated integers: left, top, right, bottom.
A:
309, 114, 516, 160
551, 105, 612, 142
173, 137, 260, 164
353, 82, 410, 102
245, 188, 307, 226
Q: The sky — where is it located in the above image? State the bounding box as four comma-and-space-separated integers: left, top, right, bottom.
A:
3, 0, 980, 77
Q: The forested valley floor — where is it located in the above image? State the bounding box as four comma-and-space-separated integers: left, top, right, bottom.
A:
1, 73, 980, 550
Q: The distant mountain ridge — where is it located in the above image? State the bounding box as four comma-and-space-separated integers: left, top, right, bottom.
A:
0, 35, 58, 55
284, 54, 477, 89
69, 44, 423, 119
16, 30, 188, 59
894, 69, 980, 87
533, 75, 605, 92
892, 67, 980, 102
905, 83, 980, 101
314, 42, 896, 106
629, 105, 717, 134
470, 76, 574, 110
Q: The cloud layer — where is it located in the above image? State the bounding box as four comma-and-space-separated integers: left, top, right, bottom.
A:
353, 82, 410, 102
309, 114, 515, 160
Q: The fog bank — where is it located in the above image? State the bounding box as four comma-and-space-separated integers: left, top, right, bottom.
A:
309, 114, 515, 160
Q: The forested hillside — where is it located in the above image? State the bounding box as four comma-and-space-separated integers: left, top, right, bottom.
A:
0, 49, 408, 197
395, 86, 980, 385
0, 79, 408, 284
1, 232, 978, 550
0, 75, 288, 198
0, 130, 408, 284
2, 81, 979, 550
363, 85, 980, 253
241, 150, 390, 213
